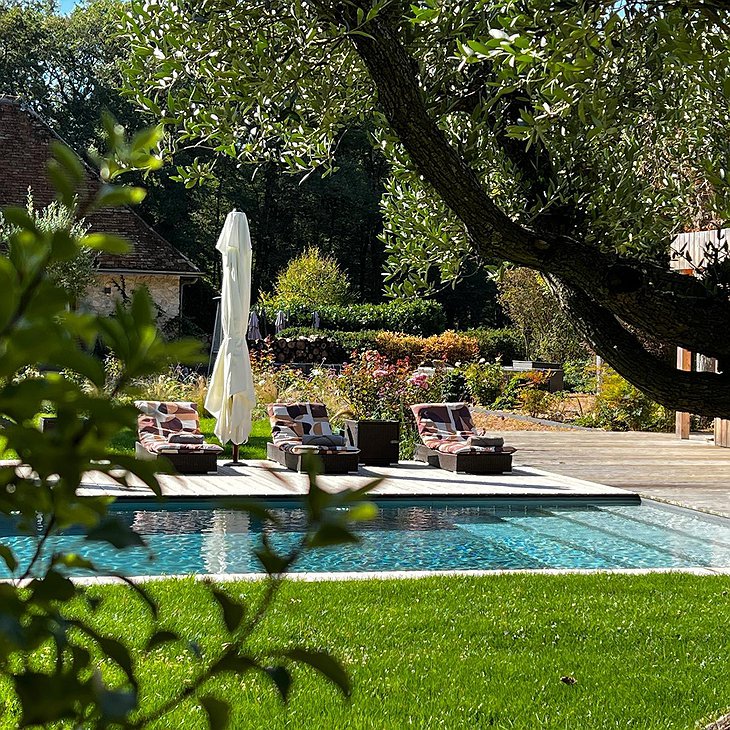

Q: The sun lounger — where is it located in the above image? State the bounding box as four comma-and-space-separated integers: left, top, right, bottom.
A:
410, 402, 514, 474
266, 402, 360, 473
135, 400, 223, 474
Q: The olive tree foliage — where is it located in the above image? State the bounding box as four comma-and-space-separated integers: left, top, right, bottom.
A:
0, 123, 373, 727
122, 0, 730, 416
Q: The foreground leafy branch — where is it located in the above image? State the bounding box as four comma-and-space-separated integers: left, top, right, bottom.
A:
0, 126, 375, 727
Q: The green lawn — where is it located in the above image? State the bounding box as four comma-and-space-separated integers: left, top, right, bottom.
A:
5, 574, 729, 728
110, 417, 271, 459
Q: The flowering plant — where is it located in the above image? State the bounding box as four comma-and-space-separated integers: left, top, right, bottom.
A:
336, 352, 447, 456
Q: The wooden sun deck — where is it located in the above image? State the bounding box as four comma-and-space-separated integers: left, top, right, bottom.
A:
8, 429, 730, 516
488, 429, 730, 517
83, 429, 730, 516
76, 459, 633, 502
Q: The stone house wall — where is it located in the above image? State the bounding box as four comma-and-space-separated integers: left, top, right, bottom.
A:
84, 273, 182, 324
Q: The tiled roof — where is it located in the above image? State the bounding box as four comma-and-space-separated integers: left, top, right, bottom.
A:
0, 97, 198, 275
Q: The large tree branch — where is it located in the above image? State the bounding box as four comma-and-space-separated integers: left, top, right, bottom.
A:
332, 2, 730, 361
546, 275, 730, 418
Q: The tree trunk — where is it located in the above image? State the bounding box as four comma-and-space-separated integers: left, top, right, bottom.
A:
326, 3, 730, 418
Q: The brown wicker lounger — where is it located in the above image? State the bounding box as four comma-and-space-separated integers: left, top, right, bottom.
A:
136, 443, 219, 474
266, 402, 360, 474
413, 443, 513, 474
135, 400, 223, 474
411, 402, 514, 475
266, 442, 360, 474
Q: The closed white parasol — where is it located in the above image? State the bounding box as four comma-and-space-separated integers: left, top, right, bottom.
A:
204, 211, 256, 464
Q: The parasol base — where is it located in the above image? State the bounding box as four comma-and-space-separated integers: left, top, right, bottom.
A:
224, 443, 246, 468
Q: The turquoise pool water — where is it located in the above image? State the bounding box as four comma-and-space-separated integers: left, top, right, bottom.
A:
2, 499, 730, 577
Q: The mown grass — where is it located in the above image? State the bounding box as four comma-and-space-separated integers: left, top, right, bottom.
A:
4, 574, 729, 728
1, 418, 271, 461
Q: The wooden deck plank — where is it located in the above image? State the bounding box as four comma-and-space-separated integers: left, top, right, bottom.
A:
9, 430, 730, 516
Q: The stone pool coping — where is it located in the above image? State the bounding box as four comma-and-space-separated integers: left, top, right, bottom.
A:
59, 566, 730, 586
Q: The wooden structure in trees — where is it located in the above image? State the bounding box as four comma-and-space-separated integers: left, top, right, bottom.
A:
670, 229, 729, 446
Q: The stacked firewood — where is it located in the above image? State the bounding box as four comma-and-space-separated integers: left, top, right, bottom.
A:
249, 335, 344, 363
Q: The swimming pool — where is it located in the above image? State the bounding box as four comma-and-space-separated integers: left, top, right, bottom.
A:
2, 498, 730, 577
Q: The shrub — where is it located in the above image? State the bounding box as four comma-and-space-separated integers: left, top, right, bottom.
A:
493, 370, 550, 410
496, 268, 588, 362
128, 365, 208, 412
563, 357, 596, 392
464, 328, 524, 363
370, 331, 479, 364
519, 388, 553, 417
331, 330, 381, 354
575, 367, 674, 431
422, 331, 479, 363
441, 369, 469, 401
278, 328, 381, 356
277, 328, 499, 365
373, 332, 426, 362
336, 351, 446, 458
457, 362, 505, 406
265, 247, 351, 309
264, 299, 446, 335
0, 192, 94, 307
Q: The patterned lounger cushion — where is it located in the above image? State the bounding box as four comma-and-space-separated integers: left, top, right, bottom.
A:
410, 402, 514, 455
136, 401, 224, 455
267, 402, 359, 454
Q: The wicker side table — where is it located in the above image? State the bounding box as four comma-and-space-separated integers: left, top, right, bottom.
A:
344, 419, 400, 465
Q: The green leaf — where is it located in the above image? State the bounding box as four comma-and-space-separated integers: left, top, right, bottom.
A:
48, 230, 78, 261
345, 501, 378, 522
467, 39, 493, 56
96, 687, 138, 722
80, 233, 131, 254
96, 636, 136, 686
51, 553, 95, 571
47, 161, 76, 209
308, 523, 359, 548
1, 207, 37, 232
210, 650, 258, 675
48, 349, 106, 387
30, 570, 76, 603
85, 518, 146, 550
94, 185, 147, 209
211, 589, 245, 632
0, 545, 17, 573
254, 544, 289, 575
50, 141, 84, 186
0, 257, 19, 331
200, 695, 230, 730
14, 672, 81, 727
285, 649, 351, 697
222, 500, 281, 526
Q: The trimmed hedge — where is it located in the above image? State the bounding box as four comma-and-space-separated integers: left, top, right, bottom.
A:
276, 327, 521, 365
264, 299, 446, 336
464, 328, 524, 363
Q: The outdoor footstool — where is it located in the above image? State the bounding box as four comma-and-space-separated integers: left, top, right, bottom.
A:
135, 400, 223, 474
410, 402, 515, 474
266, 402, 360, 474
